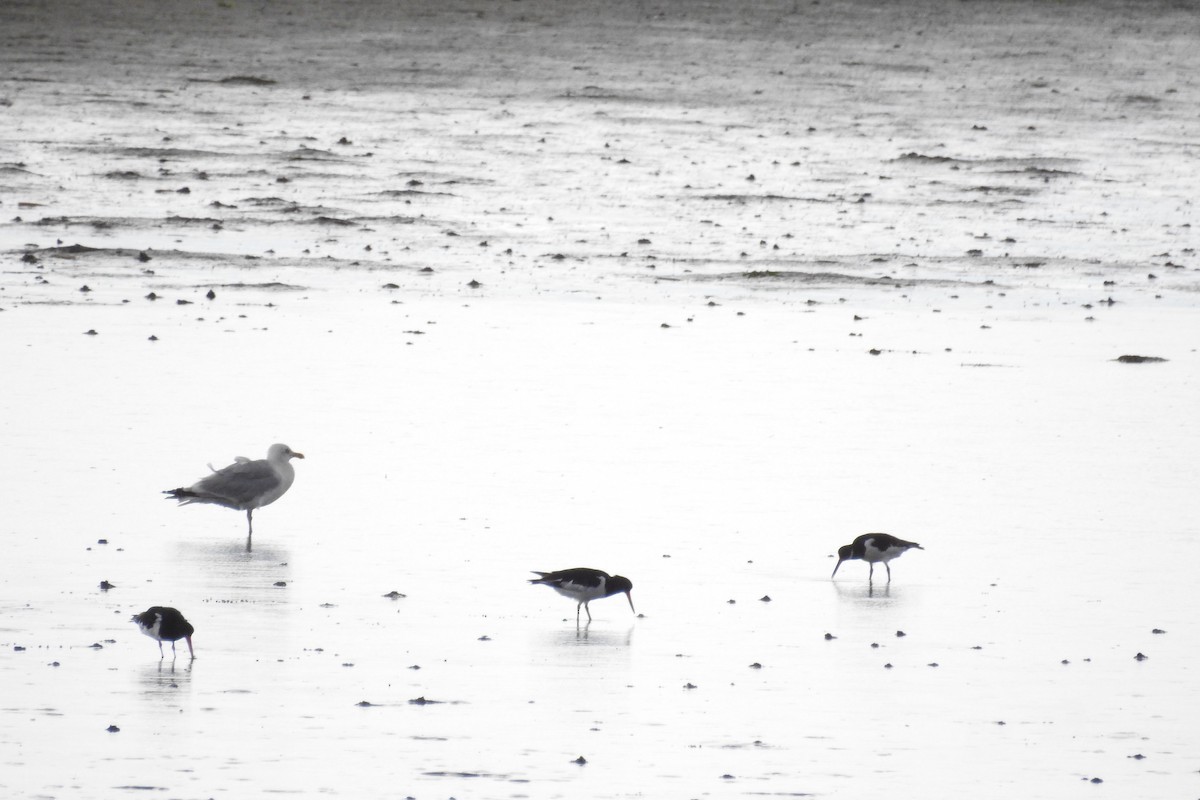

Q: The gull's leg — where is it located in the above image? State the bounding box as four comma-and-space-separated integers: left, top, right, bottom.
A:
585, 602, 592, 623
158, 641, 164, 659
868, 563, 875, 583
885, 562, 892, 583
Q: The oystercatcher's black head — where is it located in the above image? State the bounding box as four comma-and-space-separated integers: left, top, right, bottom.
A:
607, 575, 635, 613
831, 544, 855, 577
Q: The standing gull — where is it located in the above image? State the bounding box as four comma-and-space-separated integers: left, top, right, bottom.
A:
831, 533, 923, 583
529, 568, 635, 623
164, 443, 304, 548
131, 606, 195, 659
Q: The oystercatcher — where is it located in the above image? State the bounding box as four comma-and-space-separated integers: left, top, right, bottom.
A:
132, 606, 195, 659
164, 443, 304, 548
529, 568, 635, 623
831, 533, 924, 583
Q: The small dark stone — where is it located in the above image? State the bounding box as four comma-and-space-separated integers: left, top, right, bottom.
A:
721, 774, 735, 779
146, 292, 158, 300
21, 253, 38, 264
138, 251, 152, 262
419, 266, 434, 273
273, 581, 287, 587
106, 725, 120, 733
1134, 652, 1148, 661
572, 756, 587, 765
356, 700, 374, 707
1116, 355, 1167, 363
14, 645, 26, 652
467, 279, 482, 288
895, 630, 906, 637
383, 590, 406, 598
84, 329, 98, 336
382, 283, 399, 290
206, 289, 216, 299
824, 633, 836, 641
883, 663, 893, 669
97, 539, 108, 545
148, 335, 158, 341
759, 595, 771, 602
99, 580, 114, 590
1090, 777, 1103, 784
748, 662, 762, 669
79, 285, 91, 292
1130, 754, 1146, 760
478, 635, 491, 641
870, 642, 880, 648
869, 348, 881, 355
1151, 628, 1166, 634
684, 683, 697, 689
176, 298, 192, 305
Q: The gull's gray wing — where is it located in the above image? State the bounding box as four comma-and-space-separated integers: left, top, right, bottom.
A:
190, 458, 281, 506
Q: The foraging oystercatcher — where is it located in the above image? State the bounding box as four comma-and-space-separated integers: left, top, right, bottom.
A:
164, 443, 304, 548
831, 533, 923, 583
529, 568, 635, 623
132, 606, 195, 659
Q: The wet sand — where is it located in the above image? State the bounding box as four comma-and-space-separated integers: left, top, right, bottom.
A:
2, 0, 1198, 797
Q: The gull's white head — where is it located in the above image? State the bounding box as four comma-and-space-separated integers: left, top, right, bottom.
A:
268, 443, 305, 461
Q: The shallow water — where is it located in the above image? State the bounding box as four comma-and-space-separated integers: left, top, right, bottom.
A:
2, 0, 1199, 798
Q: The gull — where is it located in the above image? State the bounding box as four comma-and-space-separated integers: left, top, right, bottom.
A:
164, 443, 304, 548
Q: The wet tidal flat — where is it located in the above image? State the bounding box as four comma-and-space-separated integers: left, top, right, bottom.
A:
1, 0, 1199, 797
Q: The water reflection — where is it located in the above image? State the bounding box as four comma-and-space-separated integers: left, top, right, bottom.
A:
543, 622, 636, 648
832, 580, 900, 606
138, 659, 193, 696
168, 538, 292, 594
